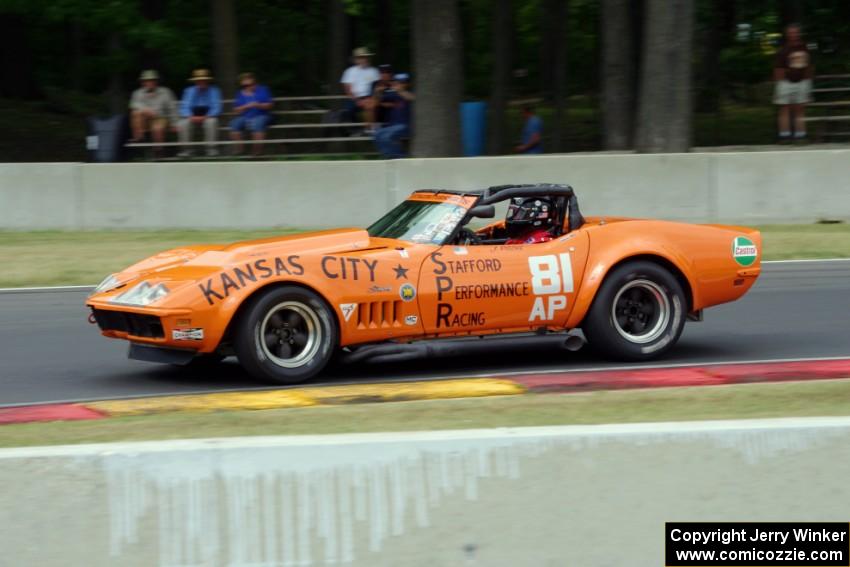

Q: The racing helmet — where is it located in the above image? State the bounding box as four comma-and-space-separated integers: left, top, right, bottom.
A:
505, 197, 556, 238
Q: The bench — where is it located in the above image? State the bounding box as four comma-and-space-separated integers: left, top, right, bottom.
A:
803, 74, 850, 141
125, 94, 379, 160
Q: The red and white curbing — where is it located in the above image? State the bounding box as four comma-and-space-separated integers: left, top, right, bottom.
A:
2, 358, 850, 426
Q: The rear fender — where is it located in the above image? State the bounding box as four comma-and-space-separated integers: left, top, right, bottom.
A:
565, 233, 697, 329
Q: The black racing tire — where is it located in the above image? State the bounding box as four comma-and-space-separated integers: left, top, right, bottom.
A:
233, 285, 338, 384
582, 261, 686, 361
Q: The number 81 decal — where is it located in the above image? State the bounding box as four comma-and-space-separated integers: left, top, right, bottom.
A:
528, 253, 573, 322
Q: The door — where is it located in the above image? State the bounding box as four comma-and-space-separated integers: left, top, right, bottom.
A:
417, 231, 589, 335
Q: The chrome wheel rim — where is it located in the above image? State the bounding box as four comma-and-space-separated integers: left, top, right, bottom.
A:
258, 301, 321, 368
611, 279, 670, 344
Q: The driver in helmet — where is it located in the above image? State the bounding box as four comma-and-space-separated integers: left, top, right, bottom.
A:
505, 197, 556, 245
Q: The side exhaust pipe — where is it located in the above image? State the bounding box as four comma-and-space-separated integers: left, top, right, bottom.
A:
562, 334, 585, 352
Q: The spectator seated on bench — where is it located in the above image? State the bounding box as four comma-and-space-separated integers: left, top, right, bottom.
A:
229, 72, 273, 156
341, 47, 380, 134
374, 73, 414, 159
129, 69, 178, 157
178, 69, 222, 158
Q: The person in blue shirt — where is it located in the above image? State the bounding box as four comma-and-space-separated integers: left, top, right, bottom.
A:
374, 73, 414, 159
229, 72, 273, 156
178, 69, 223, 157
514, 105, 543, 154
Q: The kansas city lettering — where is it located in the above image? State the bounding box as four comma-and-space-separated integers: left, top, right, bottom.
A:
321, 256, 378, 282
199, 255, 304, 305
431, 252, 501, 275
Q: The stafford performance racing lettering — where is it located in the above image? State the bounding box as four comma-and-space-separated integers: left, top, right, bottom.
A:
436, 277, 530, 301
430, 252, 502, 275
199, 256, 304, 305
321, 256, 378, 282
431, 252, 494, 328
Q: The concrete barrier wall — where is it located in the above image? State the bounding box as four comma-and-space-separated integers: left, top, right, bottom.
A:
2, 417, 850, 567
1, 149, 849, 229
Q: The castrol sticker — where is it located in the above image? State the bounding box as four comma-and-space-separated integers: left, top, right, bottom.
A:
732, 236, 758, 267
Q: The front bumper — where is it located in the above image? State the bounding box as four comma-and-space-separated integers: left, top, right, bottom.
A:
90, 308, 165, 338
85, 299, 221, 354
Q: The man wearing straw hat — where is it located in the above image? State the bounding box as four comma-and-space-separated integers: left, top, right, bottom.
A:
128, 70, 178, 153
178, 68, 223, 157
340, 47, 380, 133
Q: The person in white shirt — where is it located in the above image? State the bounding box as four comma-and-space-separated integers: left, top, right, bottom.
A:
340, 46, 381, 134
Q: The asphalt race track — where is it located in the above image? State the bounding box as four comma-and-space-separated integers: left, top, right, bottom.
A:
1, 260, 848, 407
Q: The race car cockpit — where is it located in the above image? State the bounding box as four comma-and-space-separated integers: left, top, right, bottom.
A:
452, 183, 585, 245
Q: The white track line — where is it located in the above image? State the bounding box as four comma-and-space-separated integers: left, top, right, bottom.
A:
763, 258, 850, 264
0, 285, 95, 293
0, 258, 848, 294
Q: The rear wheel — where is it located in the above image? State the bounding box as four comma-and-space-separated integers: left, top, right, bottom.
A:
582, 261, 686, 361
233, 286, 338, 384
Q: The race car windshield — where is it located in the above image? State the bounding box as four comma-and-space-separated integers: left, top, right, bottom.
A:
368, 200, 468, 245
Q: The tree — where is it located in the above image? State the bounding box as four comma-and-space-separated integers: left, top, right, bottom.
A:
634, 0, 695, 153
211, 0, 239, 98
0, 11, 38, 99
326, 0, 349, 93
412, 0, 463, 157
600, 0, 634, 150
548, 0, 568, 152
488, 0, 513, 154
376, 0, 393, 61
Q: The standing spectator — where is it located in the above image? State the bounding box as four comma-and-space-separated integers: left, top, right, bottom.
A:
374, 73, 414, 159
178, 69, 222, 157
129, 70, 178, 154
229, 72, 273, 156
514, 105, 543, 154
773, 23, 814, 142
372, 64, 395, 125
341, 47, 380, 133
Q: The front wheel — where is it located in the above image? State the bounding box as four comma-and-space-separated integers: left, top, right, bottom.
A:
582, 261, 686, 361
233, 286, 338, 384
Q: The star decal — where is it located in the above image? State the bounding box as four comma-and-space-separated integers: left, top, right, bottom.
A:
393, 264, 409, 280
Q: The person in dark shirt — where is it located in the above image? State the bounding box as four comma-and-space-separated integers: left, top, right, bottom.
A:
514, 106, 543, 154
371, 64, 395, 125
773, 24, 814, 142
374, 73, 414, 159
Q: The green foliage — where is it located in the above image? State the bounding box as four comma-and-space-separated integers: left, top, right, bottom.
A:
719, 44, 771, 85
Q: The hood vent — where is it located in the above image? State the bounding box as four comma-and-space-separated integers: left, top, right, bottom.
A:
357, 300, 403, 329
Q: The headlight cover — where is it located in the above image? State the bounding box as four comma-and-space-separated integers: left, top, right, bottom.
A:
92, 274, 120, 295
109, 281, 170, 306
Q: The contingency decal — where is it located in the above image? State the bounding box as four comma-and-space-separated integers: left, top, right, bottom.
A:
528, 253, 574, 322
172, 328, 204, 341
732, 236, 758, 267
399, 283, 417, 302
339, 303, 357, 322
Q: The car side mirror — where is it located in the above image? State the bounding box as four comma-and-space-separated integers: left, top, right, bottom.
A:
468, 205, 496, 219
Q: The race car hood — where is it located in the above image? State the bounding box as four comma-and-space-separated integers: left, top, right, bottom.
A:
106, 228, 374, 287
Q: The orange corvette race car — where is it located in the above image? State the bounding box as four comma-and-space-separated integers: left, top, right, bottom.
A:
86, 184, 761, 383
